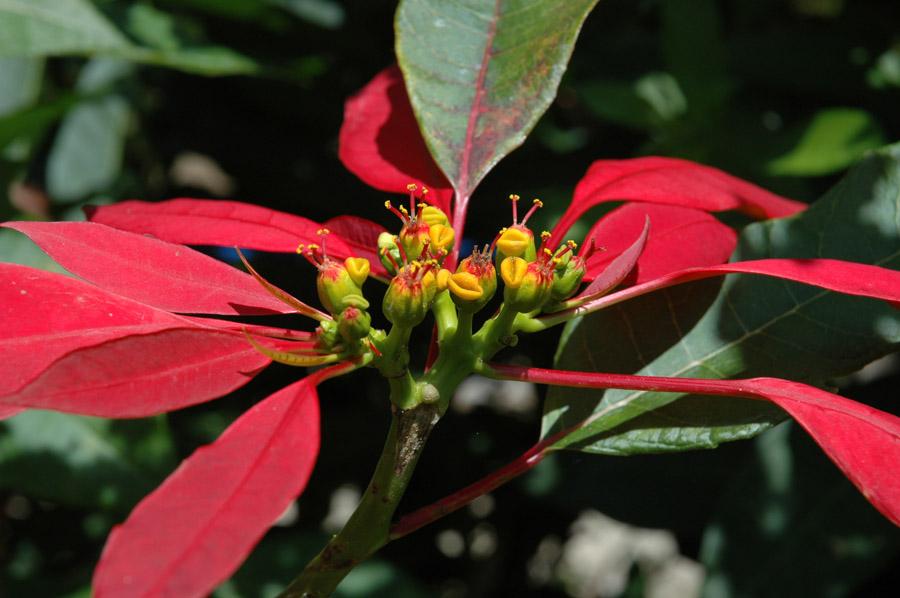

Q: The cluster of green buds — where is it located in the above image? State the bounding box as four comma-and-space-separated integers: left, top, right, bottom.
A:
297, 229, 374, 350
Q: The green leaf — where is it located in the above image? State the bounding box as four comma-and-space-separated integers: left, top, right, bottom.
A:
395, 0, 599, 198
46, 59, 133, 203
700, 423, 900, 598
0, 0, 132, 58
0, 57, 43, 117
0, 411, 152, 510
268, 0, 345, 29
767, 108, 885, 176
0, 0, 257, 76
544, 143, 900, 453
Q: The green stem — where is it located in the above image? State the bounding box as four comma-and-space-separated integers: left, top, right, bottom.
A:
280, 402, 440, 597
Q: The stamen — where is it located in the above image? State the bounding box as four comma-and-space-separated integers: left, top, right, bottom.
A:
380, 246, 400, 272
317, 228, 331, 257
509, 194, 521, 223
521, 198, 543, 225
407, 183, 418, 217
394, 235, 409, 264
488, 227, 508, 254
384, 200, 408, 223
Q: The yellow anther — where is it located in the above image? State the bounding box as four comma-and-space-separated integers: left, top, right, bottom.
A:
422, 187, 429, 195
567, 240, 578, 249
399, 205, 409, 216
407, 183, 418, 192
296, 244, 305, 254
543, 248, 553, 257
384, 200, 392, 209
417, 202, 427, 209
552, 257, 562, 265
500, 256, 529, 289
448, 272, 483, 301
436, 268, 451, 292
344, 257, 370, 287
497, 227, 531, 257
316, 228, 330, 236
307, 243, 320, 251
509, 193, 520, 202
540, 231, 552, 241
532, 199, 543, 208
429, 224, 455, 250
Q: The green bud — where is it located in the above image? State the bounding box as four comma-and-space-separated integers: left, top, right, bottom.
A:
382, 265, 438, 327
316, 257, 369, 315
500, 256, 552, 313
549, 259, 585, 303
338, 305, 372, 343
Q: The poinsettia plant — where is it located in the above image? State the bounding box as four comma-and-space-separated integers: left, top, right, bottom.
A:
2, 2, 900, 596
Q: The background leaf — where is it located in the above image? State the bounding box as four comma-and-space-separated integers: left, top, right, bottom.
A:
544, 143, 900, 453
395, 0, 599, 198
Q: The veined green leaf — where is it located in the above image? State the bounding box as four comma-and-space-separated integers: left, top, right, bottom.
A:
544, 143, 900, 453
396, 0, 599, 199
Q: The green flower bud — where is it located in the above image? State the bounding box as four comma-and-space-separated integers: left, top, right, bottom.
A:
316, 257, 370, 315
500, 256, 552, 312
378, 232, 402, 275
338, 305, 372, 343
382, 263, 438, 327
550, 259, 586, 303
449, 248, 497, 312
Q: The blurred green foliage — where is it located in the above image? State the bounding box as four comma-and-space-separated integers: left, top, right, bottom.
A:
1, 0, 898, 596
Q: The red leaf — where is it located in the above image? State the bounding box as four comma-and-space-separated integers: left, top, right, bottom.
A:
743, 378, 900, 527
552, 157, 807, 240
566, 258, 900, 320
339, 65, 453, 214
3, 221, 294, 315
86, 198, 353, 258
578, 215, 649, 298
93, 376, 321, 597
324, 214, 388, 277
4, 327, 269, 417
486, 363, 900, 526
583, 203, 737, 284
0, 263, 191, 397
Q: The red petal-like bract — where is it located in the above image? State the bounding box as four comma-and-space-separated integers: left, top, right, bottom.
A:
551, 157, 807, 240
578, 215, 649, 298
93, 373, 325, 597
582, 203, 737, 285
487, 363, 900, 526
0, 264, 269, 416
560, 258, 900, 322
339, 65, 453, 214
3, 221, 294, 316
87, 198, 363, 258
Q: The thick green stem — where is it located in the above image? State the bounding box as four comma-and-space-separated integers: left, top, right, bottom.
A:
280, 402, 439, 597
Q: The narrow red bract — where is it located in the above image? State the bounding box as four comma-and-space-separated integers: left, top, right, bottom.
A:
93, 374, 323, 597
3, 222, 295, 316
338, 65, 453, 214
551, 156, 807, 241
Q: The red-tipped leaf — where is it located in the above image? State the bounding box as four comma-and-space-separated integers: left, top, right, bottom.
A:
339, 65, 453, 214
485, 363, 900, 526
582, 203, 737, 284
3, 221, 295, 315
93, 374, 324, 597
552, 157, 806, 240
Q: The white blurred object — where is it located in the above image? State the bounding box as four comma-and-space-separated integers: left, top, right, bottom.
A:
170, 151, 235, 196
452, 375, 537, 416
555, 511, 704, 598
321, 484, 361, 533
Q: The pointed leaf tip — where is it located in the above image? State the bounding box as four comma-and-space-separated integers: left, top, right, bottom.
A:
93, 377, 321, 596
